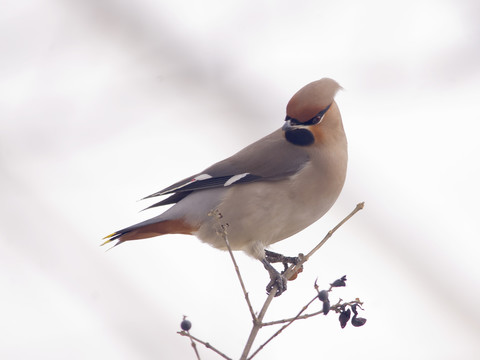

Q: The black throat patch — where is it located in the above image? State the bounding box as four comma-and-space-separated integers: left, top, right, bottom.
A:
285, 128, 314, 146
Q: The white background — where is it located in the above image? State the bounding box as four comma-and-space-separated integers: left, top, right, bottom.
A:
1, 0, 479, 359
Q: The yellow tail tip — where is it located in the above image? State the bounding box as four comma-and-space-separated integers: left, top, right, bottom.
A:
101, 233, 117, 246
100, 239, 112, 246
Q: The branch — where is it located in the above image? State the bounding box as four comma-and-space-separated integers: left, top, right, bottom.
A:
263, 276, 361, 326
209, 210, 257, 322
285, 202, 365, 280
240, 289, 276, 360
248, 294, 318, 359
189, 332, 201, 360
262, 309, 324, 326
241, 202, 364, 359
178, 331, 232, 360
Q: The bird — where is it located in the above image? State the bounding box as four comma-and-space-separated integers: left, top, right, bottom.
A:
103, 78, 348, 296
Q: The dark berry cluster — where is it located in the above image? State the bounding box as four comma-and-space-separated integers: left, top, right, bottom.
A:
316, 275, 367, 329
338, 304, 367, 328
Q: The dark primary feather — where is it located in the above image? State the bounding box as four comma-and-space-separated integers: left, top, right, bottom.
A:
143, 173, 262, 199
143, 192, 192, 210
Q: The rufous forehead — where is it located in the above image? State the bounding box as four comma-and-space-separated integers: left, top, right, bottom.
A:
286, 78, 341, 122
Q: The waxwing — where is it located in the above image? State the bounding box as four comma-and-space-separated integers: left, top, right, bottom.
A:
104, 78, 347, 296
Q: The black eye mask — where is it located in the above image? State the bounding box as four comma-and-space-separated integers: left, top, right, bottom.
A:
283, 103, 331, 146
285, 103, 332, 126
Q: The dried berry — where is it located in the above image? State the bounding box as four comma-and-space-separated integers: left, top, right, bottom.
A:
351, 316, 367, 327
180, 319, 192, 331
351, 304, 358, 316
331, 275, 347, 288
317, 290, 329, 302
289, 266, 303, 281
339, 309, 351, 329
322, 299, 331, 315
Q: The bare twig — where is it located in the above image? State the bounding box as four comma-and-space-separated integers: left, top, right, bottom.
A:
178, 331, 232, 360
263, 291, 364, 327
262, 309, 324, 326
240, 290, 276, 360
223, 234, 257, 321
188, 331, 201, 360
248, 294, 318, 360
210, 210, 257, 322
304, 202, 364, 261
285, 202, 365, 281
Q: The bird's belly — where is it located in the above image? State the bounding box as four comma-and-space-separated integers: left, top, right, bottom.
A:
195, 172, 342, 259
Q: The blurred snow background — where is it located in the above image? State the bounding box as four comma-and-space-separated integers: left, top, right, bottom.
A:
1, 0, 479, 359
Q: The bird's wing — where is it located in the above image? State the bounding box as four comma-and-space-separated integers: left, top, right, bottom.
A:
143, 129, 310, 203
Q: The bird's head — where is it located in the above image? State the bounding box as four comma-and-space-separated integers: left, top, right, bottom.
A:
283, 78, 343, 146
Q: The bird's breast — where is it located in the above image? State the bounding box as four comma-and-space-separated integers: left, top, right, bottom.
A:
194, 152, 346, 258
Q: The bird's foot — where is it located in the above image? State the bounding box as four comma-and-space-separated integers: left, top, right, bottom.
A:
265, 249, 301, 273
261, 258, 287, 297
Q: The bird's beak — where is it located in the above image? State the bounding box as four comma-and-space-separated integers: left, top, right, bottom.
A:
282, 120, 291, 131
282, 120, 304, 131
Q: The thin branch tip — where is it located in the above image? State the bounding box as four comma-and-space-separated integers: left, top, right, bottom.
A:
178, 331, 232, 360
211, 209, 257, 322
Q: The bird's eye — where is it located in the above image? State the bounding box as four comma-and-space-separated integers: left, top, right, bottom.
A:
285, 103, 331, 126
304, 103, 332, 126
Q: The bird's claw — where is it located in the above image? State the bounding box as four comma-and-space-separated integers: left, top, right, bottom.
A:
262, 258, 288, 296
266, 271, 287, 297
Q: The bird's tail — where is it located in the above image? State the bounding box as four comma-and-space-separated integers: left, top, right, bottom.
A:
101, 217, 197, 247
